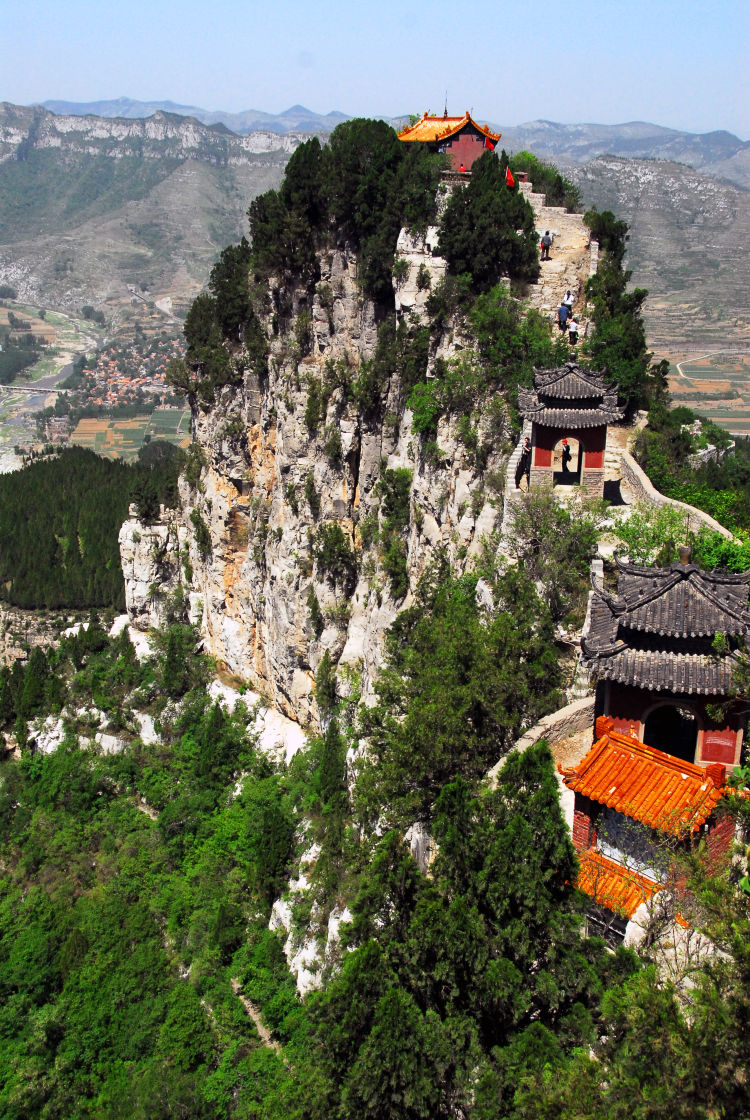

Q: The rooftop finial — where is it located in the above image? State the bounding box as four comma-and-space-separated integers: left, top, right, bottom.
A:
678, 545, 692, 565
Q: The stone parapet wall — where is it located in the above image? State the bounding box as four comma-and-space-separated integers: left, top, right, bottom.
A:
620, 449, 735, 540
580, 468, 604, 494
589, 239, 599, 277
487, 695, 596, 784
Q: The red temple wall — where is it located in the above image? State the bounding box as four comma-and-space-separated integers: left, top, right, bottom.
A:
706, 811, 735, 868
572, 793, 597, 851
602, 682, 743, 768
447, 130, 489, 170
531, 423, 606, 470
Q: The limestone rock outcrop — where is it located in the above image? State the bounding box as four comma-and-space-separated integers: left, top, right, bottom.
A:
122, 239, 513, 730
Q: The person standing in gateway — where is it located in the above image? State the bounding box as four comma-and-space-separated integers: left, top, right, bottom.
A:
515, 436, 532, 489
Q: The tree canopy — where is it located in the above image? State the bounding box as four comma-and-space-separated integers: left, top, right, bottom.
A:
438, 152, 540, 293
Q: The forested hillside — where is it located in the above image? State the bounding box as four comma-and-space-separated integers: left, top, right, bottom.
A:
0, 446, 179, 608
0, 601, 747, 1117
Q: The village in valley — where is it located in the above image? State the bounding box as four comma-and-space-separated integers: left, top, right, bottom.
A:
0, 293, 190, 464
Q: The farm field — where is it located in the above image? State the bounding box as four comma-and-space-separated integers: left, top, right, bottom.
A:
666, 351, 750, 434
69, 408, 191, 461
0, 303, 102, 382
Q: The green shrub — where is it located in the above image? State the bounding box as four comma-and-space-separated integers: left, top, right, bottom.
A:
305, 472, 321, 517
509, 150, 581, 211
316, 282, 335, 331
285, 483, 299, 515
438, 151, 539, 294
359, 511, 380, 549
307, 586, 324, 637
295, 308, 313, 356
305, 377, 324, 432
378, 468, 412, 533
392, 258, 409, 286
416, 263, 431, 291
313, 523, 357, 590
382, 534, 409, 600
189, 509, 212, 558
323, 425, 343, 466
315, 649, 337, 714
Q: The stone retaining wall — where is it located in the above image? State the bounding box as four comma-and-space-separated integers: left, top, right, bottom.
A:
487, 695, 595, 785
620, 449, 735, 540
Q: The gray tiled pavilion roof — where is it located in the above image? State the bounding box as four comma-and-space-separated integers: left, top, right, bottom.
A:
518, 361, 624, 429
582, 557, 750, 695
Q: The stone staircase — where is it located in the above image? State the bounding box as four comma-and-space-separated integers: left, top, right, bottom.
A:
518, 181, 597, 327
500, 421, 532, 539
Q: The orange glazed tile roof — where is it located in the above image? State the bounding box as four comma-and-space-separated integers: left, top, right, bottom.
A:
577, 849, 661, 918
397, 111, 501, 145
560, 724, 726, 835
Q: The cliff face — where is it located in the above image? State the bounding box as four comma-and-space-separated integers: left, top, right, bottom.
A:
0, 104, 298, 314
0, 104, 302, 163
121, 232, 510, 727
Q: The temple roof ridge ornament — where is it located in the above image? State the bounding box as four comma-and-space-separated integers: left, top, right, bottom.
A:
531, 361, 611, 399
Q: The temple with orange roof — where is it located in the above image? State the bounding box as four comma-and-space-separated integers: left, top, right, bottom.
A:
582, 548, 750, 769
397, 110, 501, 172
560, 545, 749, 943
561, 716, 733, 943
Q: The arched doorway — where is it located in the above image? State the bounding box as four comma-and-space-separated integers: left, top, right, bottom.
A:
643, 704, 698, 763
553, 436, 581, 485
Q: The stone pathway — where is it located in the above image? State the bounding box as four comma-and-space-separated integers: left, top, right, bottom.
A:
520, 182, 597, 326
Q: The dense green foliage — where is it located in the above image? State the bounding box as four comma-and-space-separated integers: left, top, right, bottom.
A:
249, 121, 445, 304
357, 564, 561, 825
507, 150, 581, 211
438, 152, 540, 294
507, 488, 606, 624
0, 627, 298, 1117
634, 401, 750, 540
0, 333, 42, 383
0, 447, 179, 609
582, 208, 667, 412
170, 237, 268, 404
0, 579, 747, 1117
406, 284, 569, 436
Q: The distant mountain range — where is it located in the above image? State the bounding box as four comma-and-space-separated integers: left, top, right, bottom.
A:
498, 120, 750, 192
41, 98, 350, 136
0, 100, 747, 356
38, 99, 750, 190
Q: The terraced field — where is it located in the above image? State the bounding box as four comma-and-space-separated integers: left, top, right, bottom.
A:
668, 352, 750, 433
69, 407, 190, 460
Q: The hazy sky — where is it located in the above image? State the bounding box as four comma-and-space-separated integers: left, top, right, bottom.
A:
5, 0, 749, 137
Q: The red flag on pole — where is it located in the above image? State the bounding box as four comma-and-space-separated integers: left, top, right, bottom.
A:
484, 136, 495, 151
506, 166, 515, 188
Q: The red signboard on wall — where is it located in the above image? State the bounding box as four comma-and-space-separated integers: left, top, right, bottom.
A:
701, 729, 737, 765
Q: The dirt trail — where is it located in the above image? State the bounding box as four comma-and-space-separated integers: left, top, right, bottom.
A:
231, 978, 283, 1055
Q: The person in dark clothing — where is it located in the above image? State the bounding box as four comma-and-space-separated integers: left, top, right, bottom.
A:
561, 438, 572, 473
557, 303, 570, 331
540, 231, 552, 261
515, 436, 532, 488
